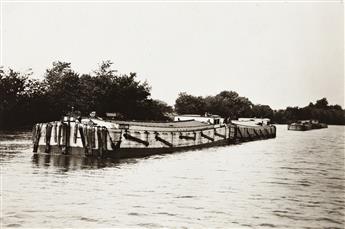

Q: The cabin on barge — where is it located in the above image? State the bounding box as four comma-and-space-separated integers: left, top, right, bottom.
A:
32, 114, 276, 159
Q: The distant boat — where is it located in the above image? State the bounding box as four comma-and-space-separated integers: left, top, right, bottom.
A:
32, 114, 276, 158
288, 120, 327, 131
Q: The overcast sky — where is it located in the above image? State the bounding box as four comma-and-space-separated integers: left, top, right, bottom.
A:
1, 1, 344, 109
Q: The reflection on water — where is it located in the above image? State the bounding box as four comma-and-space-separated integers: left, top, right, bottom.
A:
31, 154, 122, 171
1, 125, 345, 228
31, 151, 165, 171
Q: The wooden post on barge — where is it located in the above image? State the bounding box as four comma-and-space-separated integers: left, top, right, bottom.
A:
45, 123, 53, 153
57, 123, 62, 147
85, 126, 95, 156
73, 123, 78, 144
237, 126, 243, 141
33, 124, 42, 153
234, 125, 238, 143
61, 119, 71, 155
78, 125, 86, 148
97, 127, 103, 157
258, 129, 265, 139
53, 122, 58, 143
228, 124, 237, 144
272, 126, 277, 138
253, 129, 261, 139
246, 128, 253, 141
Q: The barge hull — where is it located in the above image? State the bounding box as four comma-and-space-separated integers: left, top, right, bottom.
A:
37, 139, 232, 159
33, 120, 276, 158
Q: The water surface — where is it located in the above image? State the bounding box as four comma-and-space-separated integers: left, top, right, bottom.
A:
1, 125, 344, 228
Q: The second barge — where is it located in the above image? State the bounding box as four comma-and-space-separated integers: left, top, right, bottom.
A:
288, 120, 328, 131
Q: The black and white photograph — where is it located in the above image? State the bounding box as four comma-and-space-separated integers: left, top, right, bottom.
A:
0, 0, 344, 228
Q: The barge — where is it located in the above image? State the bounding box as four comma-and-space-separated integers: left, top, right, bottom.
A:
288, 120, 328, 131
32, 114, 276, 159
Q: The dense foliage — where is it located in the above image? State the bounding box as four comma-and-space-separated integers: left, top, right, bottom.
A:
175, 92, 345, 125
175, 91, 253, 119
0, 61, 172, 129
0, 62, 344, 129
273, 98, 345, 125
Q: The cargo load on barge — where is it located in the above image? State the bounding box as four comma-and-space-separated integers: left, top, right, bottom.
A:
288, 120, 328, 131
32, 114, 276, 159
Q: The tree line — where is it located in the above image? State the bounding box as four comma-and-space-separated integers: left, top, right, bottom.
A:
0, 61, 172, 129
1, 61, 344, 129
175, 92, 345, 125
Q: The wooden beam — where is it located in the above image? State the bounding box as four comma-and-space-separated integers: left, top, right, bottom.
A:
253, 129, 261, 138
246, 129, 253, 140
123, 132, 149, 146
201, 132, 214, 141
155, 133, 173, 147
237, 127, 243, 139
214, 130, 226, 139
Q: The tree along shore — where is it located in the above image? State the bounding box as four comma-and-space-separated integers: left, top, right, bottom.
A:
1, 61, 344, 129
175, 92, 345, 125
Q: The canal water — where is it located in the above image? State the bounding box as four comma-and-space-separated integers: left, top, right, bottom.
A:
1, 125, 344, 228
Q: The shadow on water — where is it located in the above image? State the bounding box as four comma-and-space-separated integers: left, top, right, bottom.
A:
31, 153, 142, 171
30, 144, 230, 172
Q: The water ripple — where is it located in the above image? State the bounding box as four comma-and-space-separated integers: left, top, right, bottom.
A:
1, 125, 344, 228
